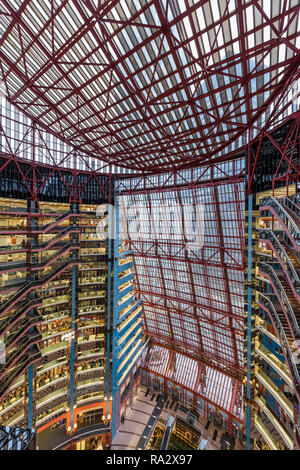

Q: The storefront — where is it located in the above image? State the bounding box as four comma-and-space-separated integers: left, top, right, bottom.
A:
76, 408, 104, 429
119, 376, 131, 424
74, 435, 103, 450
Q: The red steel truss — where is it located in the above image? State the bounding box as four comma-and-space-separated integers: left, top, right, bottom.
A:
142, 343, 244, 430
0, 123, 113, 205
0, 0, 299, 171
0, 0, 298, 426
116, 160, 245, 380
247, 112, 300, 194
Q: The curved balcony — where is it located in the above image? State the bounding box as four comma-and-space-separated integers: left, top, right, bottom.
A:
281, 196, 300, 221
259, 196, 300, 250
77, 334, 105, 346
36, 389, 68, 418
258, 293, 300, 395
258, 262, 300, 341
40, 340, 69, 357
0, 344, 40, 400
0, 396, 25, 426
32, 225, 79, 252
254, 414, 279, 450
33, 211, 78, 233
255, 395, 294, 450
76, 391, 105, 406
255, 367, 294, 421
0, 257, 79, 317
3, 311, 42, 350
36, 357, 68, 376
77, 347, 104, 361
2, 408, 25, 428
76, 369, 104, 384
0, 297, 42, 339
36, 402, 67, 428
36, 375, 68, 394
255, 341, 292, 387
259, 230, 300, 299
36, 383, 68, 406
31, 243, 79, 271
0, 327, 42, 377
76, 378, 105, 391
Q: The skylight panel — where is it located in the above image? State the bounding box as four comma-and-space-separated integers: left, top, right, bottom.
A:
278, 43, 286, 63
263, 0, 271, 19
201, 31, 211, 55
232, 39, 240, 54
230, 14, 239, 40
119, 0, 132, 20
245, 4, 254, 31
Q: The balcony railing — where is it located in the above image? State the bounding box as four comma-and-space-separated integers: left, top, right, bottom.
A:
258, 262, 300, 339
254, 414, 279, 450
0, 297, 41, 338
0, 344, 40, 400
4, 312, 42, 350
0, 257, 79, 317
259, 230, 300, 297
260, 196, 300, 248
255, 342, 292, 387
255, 367, 294, 420
258, 292, 300, 394
255, 395, 294, 450
32, 225, 78, 251
0, 326, 42, 374
33, 211, 73, 233
282, 196, 300, 220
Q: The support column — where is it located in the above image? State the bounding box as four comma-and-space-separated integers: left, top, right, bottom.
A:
69, 201, 79, 429
26, 198, 39, 429
246, 193, 253, 450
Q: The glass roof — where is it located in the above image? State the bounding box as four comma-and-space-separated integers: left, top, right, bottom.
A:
0, 0, 299, 171
116, 160, 245, 377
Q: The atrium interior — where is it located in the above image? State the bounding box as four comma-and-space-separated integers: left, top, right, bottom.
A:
0, 0, 299, 452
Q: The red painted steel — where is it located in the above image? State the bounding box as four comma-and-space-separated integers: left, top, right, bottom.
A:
0, 0, 298, 171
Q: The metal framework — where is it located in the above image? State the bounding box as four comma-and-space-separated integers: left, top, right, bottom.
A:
142, 343, 243, 425
247, 114, 300, 194
116, 160, 245, 380
0, 0, 299, 441
0, 0, 299, 171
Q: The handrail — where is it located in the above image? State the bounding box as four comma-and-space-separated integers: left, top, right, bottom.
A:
258, 292, 300, 392
32, 225, 76, 251
0, 258, 78, 317
258, 262, 300, 338
255, 395, 294, 450
0, 260, 26, 272
0, 361, 27, 399
0, 298, 29, 337
0, 335, 30, 373
254, 414, 279, 450
259, 230, 300, 296
32, 243, 72, 269
33, 211, 71, 233
255, 368, 294, 419
282, 196, 300, 220
289, 194, 299, 206
260, 196, 300, 247
5, 328, 41, 366
0, 346, 40, 399
4, 312, 42, 350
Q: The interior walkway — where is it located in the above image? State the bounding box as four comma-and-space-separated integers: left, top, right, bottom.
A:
111, 386, 244, 451
111, 388, 159, 450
